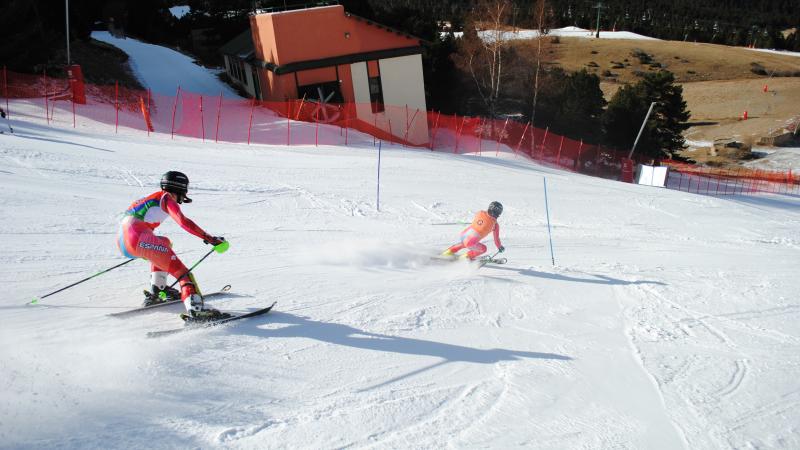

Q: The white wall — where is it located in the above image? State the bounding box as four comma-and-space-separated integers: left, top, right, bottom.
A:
379, 54, 429, 145
349, 56, 429, 146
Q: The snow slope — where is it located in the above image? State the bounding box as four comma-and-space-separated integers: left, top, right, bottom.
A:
91, 31, 240, 98
1, 106, 799, 449
453, 26, 659, 42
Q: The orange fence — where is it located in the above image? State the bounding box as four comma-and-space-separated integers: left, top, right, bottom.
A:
3, 67, 797, 196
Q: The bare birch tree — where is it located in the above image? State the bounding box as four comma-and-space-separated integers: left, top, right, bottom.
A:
452, 0, 512, 120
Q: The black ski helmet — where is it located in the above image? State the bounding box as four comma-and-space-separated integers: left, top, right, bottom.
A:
160, 171, 192, 203
488, 201, 503, 218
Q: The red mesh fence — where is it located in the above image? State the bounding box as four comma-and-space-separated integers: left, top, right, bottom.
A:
3, 67, 797, 196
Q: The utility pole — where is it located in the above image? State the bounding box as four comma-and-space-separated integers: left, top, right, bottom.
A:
629, 102, 656, 159
591, 2, 607, 38
65, 0, 70, 64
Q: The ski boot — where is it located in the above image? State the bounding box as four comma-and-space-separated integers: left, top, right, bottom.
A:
180, 281, 230, 323
142, 271, 180, 307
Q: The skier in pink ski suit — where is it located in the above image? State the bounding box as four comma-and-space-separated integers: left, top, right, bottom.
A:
117, 171, 224, 319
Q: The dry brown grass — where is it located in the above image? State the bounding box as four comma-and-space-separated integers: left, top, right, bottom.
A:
547, 37, 800, 85
516, 36, 800, 160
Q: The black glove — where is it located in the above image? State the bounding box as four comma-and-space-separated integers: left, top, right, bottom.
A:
0, 109, 6, 119
498, 246, 505, 253
204, 235, 225, 246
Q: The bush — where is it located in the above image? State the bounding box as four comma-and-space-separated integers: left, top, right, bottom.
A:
750, 62, 768, 75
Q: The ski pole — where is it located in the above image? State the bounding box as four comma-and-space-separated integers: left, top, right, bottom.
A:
30, 258, 135, 304
161, 240, 229, 300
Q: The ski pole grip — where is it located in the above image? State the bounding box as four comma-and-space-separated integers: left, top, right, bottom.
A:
214, 240, 230, 254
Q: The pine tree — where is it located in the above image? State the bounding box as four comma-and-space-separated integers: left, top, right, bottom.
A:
603, 71, 690, 159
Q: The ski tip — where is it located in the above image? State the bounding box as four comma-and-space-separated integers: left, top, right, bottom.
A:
29, 298, 39, 305
221, 284, 232, 292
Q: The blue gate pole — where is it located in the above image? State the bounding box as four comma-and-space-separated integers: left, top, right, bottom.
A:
543, 177, 555, 266
376, 140, 382, 212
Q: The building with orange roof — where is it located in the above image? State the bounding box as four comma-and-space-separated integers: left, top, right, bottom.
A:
221, 4, 429, 145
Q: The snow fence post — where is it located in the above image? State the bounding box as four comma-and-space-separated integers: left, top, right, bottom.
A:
515, 121, 530, 156
454, 116, 466, 154
376, 140, 382, 212
247, 97, 255, 145
114, 81, 119, 133
199, 95, 205, 142
3, 65, 9, 119
430, 111, 441, 151
556, 135, 565, 166
344, 102, 349, 146
215, 91, 222, 143
146, 89, 151, 136
495, 118, 508, 156
170, 86, 181, 139
543, 177, 556, 266
43, 70, 48, 124
540, 127, 549, 160
286, 102, 291, 146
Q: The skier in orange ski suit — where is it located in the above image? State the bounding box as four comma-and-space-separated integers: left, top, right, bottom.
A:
443, 201, 505, 260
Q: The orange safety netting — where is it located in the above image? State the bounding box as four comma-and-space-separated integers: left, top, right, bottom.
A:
2, 67, 797, 196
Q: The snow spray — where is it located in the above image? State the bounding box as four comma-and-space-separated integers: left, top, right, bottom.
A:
543, 177, 555, 266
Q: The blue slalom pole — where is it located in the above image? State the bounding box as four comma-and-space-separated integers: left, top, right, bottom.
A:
543, 177, 555, 266
376, 140, 382, 211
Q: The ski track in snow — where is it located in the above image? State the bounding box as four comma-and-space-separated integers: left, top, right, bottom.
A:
1, 102, 799, 449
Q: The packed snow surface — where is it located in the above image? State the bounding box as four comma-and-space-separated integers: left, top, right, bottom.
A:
91, 31, 240, 98
1, 104, 799, 449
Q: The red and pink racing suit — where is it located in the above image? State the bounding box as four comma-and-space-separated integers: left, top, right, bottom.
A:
447, 210, 502, 259
117, 191, 210, 296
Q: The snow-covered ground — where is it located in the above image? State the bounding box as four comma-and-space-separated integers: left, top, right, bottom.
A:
453, 26, 658, 42
747, 47, 800, 58
169, 5, 191, 20
91, 31, 240, 98
1, 98, 799, 449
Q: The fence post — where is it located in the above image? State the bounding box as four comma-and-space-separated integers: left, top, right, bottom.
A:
145, 89, 151, 136
556, 135, 564, 166
199, 95, 205, 142
515, 121, 530, 156
376, 141, 382, 212
315, 116, 319, 147
574, 140, 583, 171
404, 104, 409, 148
170, 85, 181, 139
454, 116, 466, 153
344, 102, 349, 146
430, 111, 441, 151
495, 118, 508, 156
247, 97, 255, 145
540, 126, 549, 160
43, 69, 49, 124
287, 101, 291, 146
478, 119, 483, 155
72, 94, 76, 128
373, 113, 377, 147
215, 91, 222, 143
3, 65, 8, 119
114, 81, 119, 133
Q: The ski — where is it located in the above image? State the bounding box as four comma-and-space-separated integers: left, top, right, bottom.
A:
108, 284, 232, 318
477, 256, 507, 266
146, 301, 277, 338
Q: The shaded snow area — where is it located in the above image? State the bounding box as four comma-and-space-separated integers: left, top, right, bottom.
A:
91, 31, 240, 98
452, 26, 659, 42
1, 103, 799, 449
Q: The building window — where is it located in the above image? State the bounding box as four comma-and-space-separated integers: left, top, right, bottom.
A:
369, 76, 384, 113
